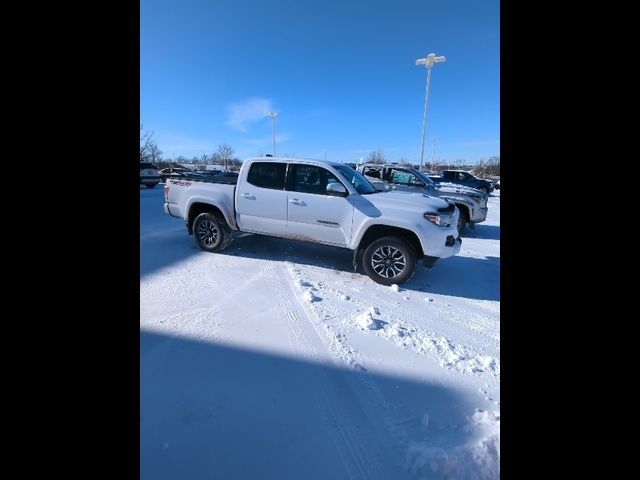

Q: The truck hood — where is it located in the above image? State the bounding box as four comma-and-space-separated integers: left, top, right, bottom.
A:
433, 182, 486, 197
363, 191, 451, 214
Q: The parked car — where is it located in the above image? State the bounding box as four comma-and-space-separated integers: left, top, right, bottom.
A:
164, 156, 462, 285
430, 170, 494, 194
140, 162, 160, 189
188, 169, 223, 178
494, 180, 500, 190
159, 168, 192, 183
357, 164, 488, 234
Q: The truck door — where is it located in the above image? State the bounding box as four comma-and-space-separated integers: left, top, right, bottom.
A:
235, 161, 288, 235
285, 164, 353, 246
388, 168, 426, 192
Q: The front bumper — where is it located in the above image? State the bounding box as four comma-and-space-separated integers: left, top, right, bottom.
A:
423, 236, 461, 267
471, 207, 489, 223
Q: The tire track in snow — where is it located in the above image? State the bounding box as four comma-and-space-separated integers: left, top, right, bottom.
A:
262, 260, 401, 480
431, 300, 500, 343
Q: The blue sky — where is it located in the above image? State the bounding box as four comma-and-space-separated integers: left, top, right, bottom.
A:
140, 0, 499, 164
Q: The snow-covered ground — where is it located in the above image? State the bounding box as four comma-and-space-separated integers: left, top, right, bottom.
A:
141, 186, 500, 479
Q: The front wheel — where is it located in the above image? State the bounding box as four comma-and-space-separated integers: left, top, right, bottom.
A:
362, 236, 417, 286
457, 209, 468, 235
193, 213, 230, 252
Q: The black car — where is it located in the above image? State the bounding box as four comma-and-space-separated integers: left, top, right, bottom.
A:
159, 168, 192, 182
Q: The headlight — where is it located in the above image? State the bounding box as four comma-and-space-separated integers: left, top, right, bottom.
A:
424, 212, 453, 227
469, 194, 482, 202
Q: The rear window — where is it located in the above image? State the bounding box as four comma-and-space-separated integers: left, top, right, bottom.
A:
247, 162, 287, 190
140, 163, 155, 170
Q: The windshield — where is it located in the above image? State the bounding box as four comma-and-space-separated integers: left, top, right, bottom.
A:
334, 165, 378, 194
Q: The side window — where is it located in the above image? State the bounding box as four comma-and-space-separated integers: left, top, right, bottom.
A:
363, 167, 381, 179
389, 169, 413, 185
291, 164, 342, 195
247, 162, 287, 190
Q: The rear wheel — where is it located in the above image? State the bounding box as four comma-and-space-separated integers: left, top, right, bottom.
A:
362, 236, 417, 285
193, 213, 230, 252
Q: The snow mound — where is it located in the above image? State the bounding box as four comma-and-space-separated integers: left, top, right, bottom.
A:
385, 323, 406, 338
355, 308, 382, 330
340, 294, 349, 301
302, 290, 318, 303
390, 284, 400, 292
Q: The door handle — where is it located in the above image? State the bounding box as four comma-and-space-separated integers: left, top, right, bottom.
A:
241, 193, 255, 199
289, 198, 306, 206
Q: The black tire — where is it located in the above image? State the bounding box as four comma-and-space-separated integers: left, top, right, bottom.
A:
362, 236, 417, 286
193, 213, 231, 253
145, 183, 157, 189
457, 208, 468, 235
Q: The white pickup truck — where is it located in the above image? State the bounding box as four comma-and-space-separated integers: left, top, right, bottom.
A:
164, 157, 462, 285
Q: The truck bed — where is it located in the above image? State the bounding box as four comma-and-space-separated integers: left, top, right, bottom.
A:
164, 176, 238, 229
182, 174, 239, 185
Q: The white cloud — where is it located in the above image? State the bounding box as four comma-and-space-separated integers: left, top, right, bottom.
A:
226, 97, 274, 132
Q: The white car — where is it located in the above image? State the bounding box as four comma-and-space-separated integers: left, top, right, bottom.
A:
140, 162, 160, 188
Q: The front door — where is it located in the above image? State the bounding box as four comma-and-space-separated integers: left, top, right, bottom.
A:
285, 164, 353, 246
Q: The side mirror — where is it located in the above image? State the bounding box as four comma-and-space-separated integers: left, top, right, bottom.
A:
326, 183, 348, 197
413, 181, 426, 187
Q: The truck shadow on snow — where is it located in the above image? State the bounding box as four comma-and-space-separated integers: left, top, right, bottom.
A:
462, 224, 500, 241
140, 187, 202, 278
140, 330, 493, 480
219, 234, 500, 302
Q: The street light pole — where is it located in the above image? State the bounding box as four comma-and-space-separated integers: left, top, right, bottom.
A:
266, 112, 279, 156
431, 136, 439, 172
416, 53, 445, 169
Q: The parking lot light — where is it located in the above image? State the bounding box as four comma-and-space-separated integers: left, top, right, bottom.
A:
416, 53, 446, 169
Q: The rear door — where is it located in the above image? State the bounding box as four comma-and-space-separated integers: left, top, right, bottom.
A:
285, 164, 353, 246
235, 161, 288, 235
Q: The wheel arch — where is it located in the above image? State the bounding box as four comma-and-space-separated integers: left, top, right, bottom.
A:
187, 203, 227, 235
357, 225, 424, 258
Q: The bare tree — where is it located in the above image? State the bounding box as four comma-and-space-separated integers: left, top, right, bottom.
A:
140, 124, 163, 163
366, 149, 387, 164
214, 143, 235, 171
397, 156, 412, 166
